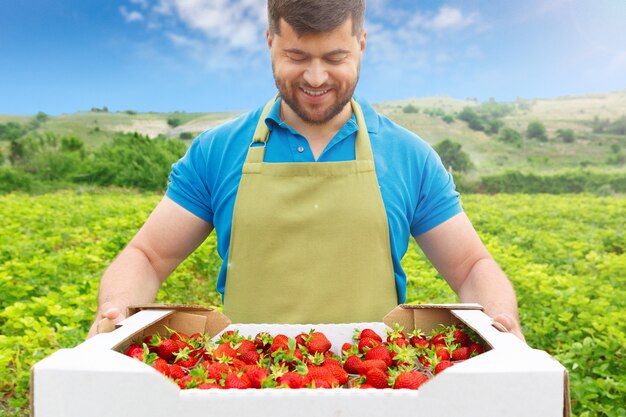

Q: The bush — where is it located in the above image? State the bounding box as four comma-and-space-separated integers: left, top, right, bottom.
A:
526, 121, 547, 142
556, 129, 575, 143
179, 132, 194, 140
434, 139, 473, 173
0, 122, 24, 141
479, 170, 626, 194
0, 166, 34, 193
498, 127, 523, 147
81, 132, 187, 190
167, 117, 182, 128
402, 104, 419, 114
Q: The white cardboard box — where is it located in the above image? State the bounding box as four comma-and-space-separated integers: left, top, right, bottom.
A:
31, 304, 570, 417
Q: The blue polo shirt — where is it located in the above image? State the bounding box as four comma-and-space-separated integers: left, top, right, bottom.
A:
166, 96, 462, 304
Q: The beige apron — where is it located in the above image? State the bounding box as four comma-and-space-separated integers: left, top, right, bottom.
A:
223, 97, 397, 323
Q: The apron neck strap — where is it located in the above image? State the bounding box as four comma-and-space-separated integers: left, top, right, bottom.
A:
248, 96, 374, 163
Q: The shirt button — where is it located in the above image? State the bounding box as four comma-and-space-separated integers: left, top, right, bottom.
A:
297, 146, 305, 153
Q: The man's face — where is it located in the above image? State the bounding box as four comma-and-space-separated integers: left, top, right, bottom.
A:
267, 18, 366, 125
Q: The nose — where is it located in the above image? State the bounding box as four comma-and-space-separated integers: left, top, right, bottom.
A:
303, 60, 328, 88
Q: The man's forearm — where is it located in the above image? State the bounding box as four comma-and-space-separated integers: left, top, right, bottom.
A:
96, 245, 164, 317
456, 257, 525, 340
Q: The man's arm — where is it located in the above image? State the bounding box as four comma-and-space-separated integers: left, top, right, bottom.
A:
415, 212, 525, 341
87, 196, 213, 338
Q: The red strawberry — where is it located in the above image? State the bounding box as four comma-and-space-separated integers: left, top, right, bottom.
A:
224, 372, 251, 389
278, 372, 307, 389
243, 365, 270, 389
168, 364, 186, 380
434, 360, 454, 374
307, 365, 339, 387
358, 337, 381, 353
152, 358, 170, 376
214, 342, 238, 360
365, 368, 389, 389
451, 346, 470, 361
239, 350, 261, 365
357, 328, 383, 343
124, 343, 144, 359
173, 347, 199, 368
365, 345, 392, 367
394, 371, 429, 389
207, 362, 232, 382
254, 332, 274, 353
197, 382, 222, 389
327, 364, 349, 386
469, 343, 484, 355
435, 347, 450, 361
170, 331, 189, 343
306, 332, 332, 354
453, 328, 471, 347
341, 342, 353, 354
430, 333, 446, 346
357, 359, 387, 376
343, 355, 363, 374
157, 339, 180, 361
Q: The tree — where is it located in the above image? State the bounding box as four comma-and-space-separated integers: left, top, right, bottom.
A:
498, 127, 523, 147
0, 122, 24, 141
402, 104, 419, 114
526, 121, 547, 142
556, 129, 575, 143
434, 139, 473, 173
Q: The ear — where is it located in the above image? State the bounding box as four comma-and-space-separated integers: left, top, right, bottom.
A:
359, 31, 367, 54
266, 29, 273, 49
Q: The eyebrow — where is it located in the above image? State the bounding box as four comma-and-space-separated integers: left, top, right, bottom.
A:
283, 48, 351, 57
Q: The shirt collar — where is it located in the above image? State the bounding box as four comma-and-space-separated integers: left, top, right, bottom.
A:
264, 95, 379, 134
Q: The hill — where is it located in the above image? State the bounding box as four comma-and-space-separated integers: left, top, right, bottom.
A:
1, 90, 624, 178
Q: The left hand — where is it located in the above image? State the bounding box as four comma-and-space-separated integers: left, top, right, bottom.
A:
492, 312, 526, 343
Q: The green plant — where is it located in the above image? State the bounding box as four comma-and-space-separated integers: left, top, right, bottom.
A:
434, 139, 474, 173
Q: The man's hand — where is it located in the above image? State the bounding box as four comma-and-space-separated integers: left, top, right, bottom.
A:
492, 312, 526, 342
87, 302, 126, 339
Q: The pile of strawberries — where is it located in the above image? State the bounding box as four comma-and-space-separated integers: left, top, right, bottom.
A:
123, 323, 485, 390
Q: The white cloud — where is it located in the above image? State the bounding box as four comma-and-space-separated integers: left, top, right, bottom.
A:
411, 6, 477, 31
153, 0, 267, 51
130, 0, 149, 9
120, 6, 144, 22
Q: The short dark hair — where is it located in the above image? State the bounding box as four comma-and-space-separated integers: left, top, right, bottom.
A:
267, 0, 365, 37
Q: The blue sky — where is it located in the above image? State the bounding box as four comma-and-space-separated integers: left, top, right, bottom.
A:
1, 0, 625, 115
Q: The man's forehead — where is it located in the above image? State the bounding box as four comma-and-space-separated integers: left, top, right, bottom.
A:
276, 17, 355, 39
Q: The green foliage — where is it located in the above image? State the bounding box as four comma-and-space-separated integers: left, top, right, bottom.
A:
556, 128, 576, 143
179, 132, 194, 140
34, 112, 49, 123
606, 116, 626, 135
526, 121, 548, 141
0, 167, 34, 193
402, 104, 419, 114
404, 194, 626, 417
457, 107, 484, 132
606, 143, 625, 166
167, 117, 182, 128
479, 170, 626, 194
0, 192, 624, 417
125, 110, 137, 115
0, 122, 24, 141
90, 106, 109, 113
434, 139, 474, 173
81, 132, 186, 190
498, 127, 523, 147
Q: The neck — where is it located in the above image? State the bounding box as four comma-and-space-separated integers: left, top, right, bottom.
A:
280, 101, 353, 158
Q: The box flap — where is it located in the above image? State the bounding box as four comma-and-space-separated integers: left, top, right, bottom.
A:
383, 303, 483, 333
127, 303, 218, 317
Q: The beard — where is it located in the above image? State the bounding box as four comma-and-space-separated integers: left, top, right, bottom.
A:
272, 64, 359, 125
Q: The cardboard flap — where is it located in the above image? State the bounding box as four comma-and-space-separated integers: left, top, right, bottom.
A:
383, 303, 483, 333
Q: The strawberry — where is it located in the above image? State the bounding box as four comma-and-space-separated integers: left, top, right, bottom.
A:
214, 342, 238, 360
170, 331, 189, 343
224, 372, 251, 389
152, 358, 170, 376
357, 359, 387, 376
386, 323, 407, 343
365, 368, 389, 389
173, 346, 199, 368
435, 347, 450, 361
243, 364, 270, 389
239, 350, 261, 365
206, 362, 232, 382
277, 372, 307, 389
254, 332, 274, 353
343, 355, 363, 374
469, 343, 484, 355
197, 382, 222, 389
393, 371, 429, 389
236, 339, 258, 355
358, 337, 381, 353
341, 342, 353, 354
365, 345, 392, 367
355, 328, 383, 343
451, 346, 470, 361
307, 365, 339, 387
157, 338, 180, 361
434, 360, 454, 374
124, 343, 144, 359
327, 364, 349, 385
453, 327, 471, 347
306, 331, 332, 354
168, 364, 186, 380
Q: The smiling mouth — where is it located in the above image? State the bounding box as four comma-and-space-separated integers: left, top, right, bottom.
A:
302, 88, 329, 97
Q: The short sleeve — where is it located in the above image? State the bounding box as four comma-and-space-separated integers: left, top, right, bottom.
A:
410, 149, 463, 236
166, 138, 214, 224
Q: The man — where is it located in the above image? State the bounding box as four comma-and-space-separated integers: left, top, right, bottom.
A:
88, 0, 524, 340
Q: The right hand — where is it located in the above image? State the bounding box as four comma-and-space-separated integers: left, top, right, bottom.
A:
87, 301, 126, 339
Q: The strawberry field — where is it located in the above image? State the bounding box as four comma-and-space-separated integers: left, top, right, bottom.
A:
1, 190, 624, 417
